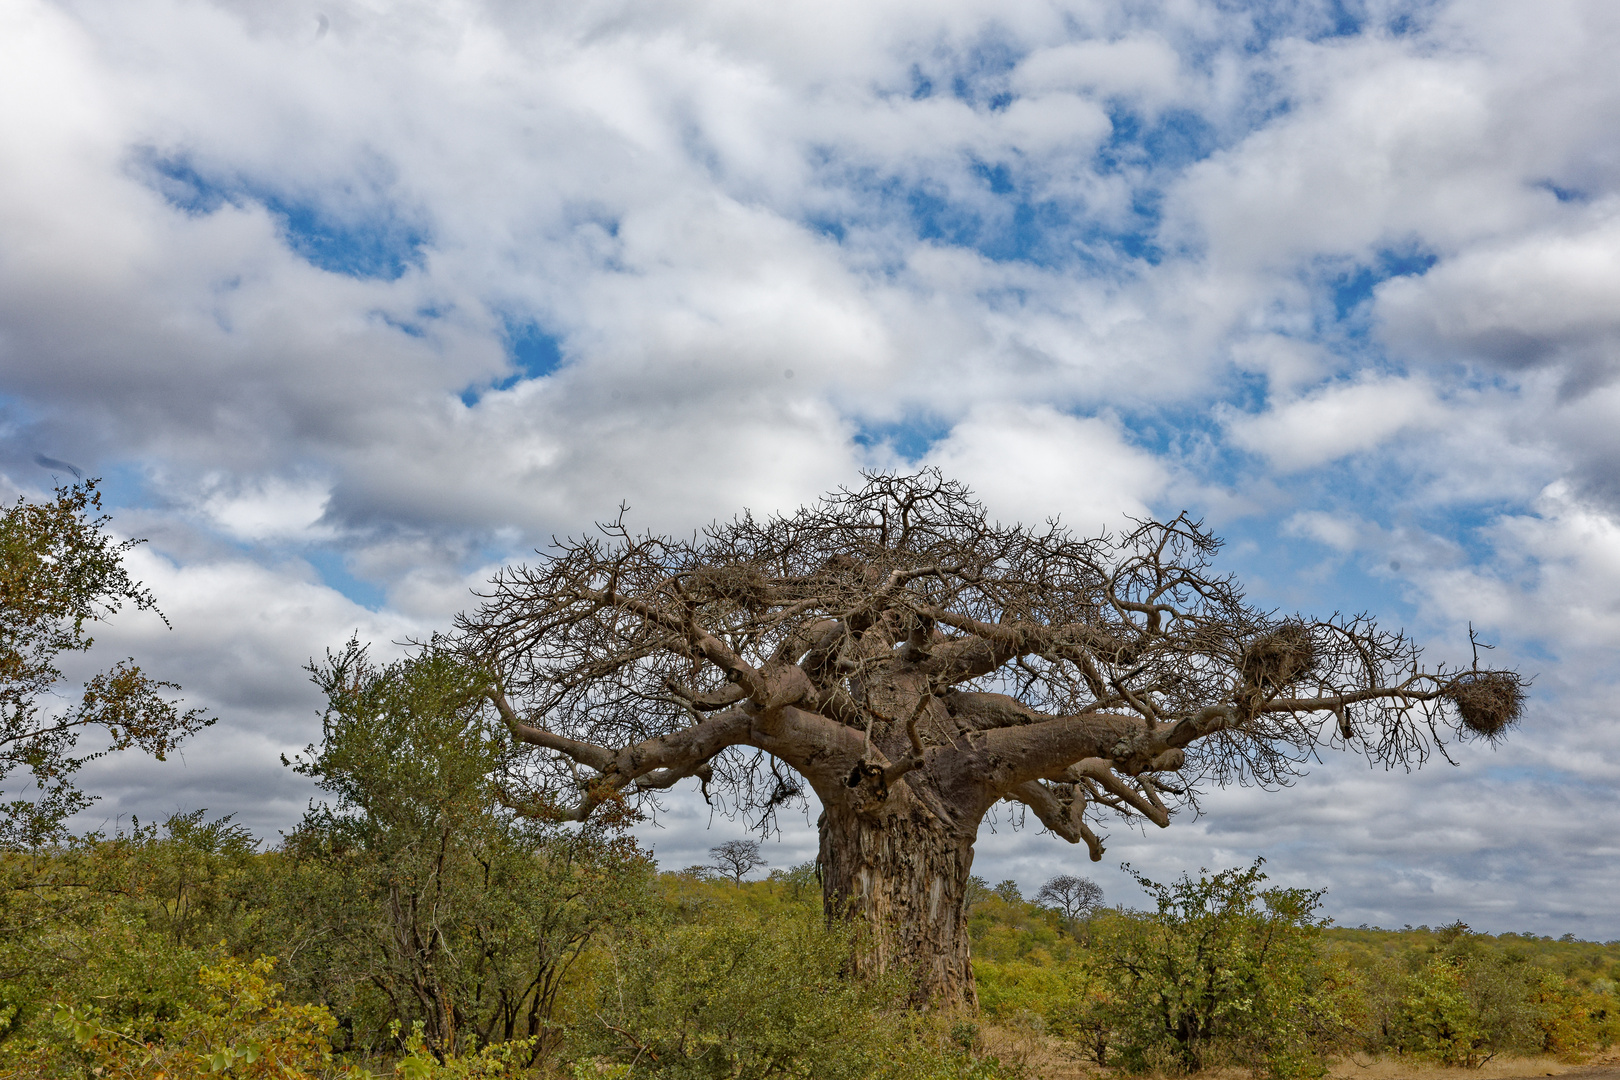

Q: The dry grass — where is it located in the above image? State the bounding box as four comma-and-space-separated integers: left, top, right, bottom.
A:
978, 1021, 1096, 1080
966, 1035, 1620, 1080
1328, 1051, 1620, 1080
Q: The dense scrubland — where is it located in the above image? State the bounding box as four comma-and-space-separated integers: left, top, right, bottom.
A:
3, 679, 1616, 1080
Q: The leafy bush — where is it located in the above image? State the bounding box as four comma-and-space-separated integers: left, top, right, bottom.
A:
1, 481, 212, 847
276, 640, 654, 1061
578, 909, 1021, 1080
0, 810, 271, 1053
3, 955, 542, 1079
1083, 861, 1354, 1077
1351, 921, 1614, 1066
4, 955, 357, 1079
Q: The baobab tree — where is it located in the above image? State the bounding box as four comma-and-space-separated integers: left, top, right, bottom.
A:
457, 472, 1522, 1006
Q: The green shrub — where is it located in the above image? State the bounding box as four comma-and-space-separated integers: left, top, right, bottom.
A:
2, 955, 361, 1079
1084, 861, 1353, 1077
0, 811, 271, 1052
1366, 925, 1612, 1065
577, 910, 1021, 1080
269, 641, 654, 1063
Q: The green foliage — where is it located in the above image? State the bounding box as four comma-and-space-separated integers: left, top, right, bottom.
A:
392, 1019, 535, 1078
577, 906, 1023, 1080
2, 599, 1612, 1076
1394, 956, 1491, 1066
2, 954, 362, 1079
0, 481, 212, 845
5, 812, 1617, 1077
276, 639, 654, 1061
3, 954, 539, 1079
1083, 861, 1352, 1077
765, 859, 819, 901
1329, 920, 1618, 1065
582, 910, 897, 1078
0, 810, 271, 1053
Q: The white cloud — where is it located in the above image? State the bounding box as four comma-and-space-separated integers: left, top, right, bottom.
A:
1419, 482, 1620, 657
1376, 202, 1620, 379
923, 404, 1167, 533
196, 474, 333, 542
64, 543, 426, 837
1226, 376, 1440, 471
1284, 510, 1365, 552
1011, 35, 1183, 107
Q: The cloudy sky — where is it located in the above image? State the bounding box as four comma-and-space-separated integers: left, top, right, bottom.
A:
4, 0, 1619, 937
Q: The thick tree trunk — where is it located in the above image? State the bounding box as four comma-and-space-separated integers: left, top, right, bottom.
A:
818, 797, 979, 1009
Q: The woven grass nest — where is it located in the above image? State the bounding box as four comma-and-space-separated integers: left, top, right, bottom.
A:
1241, 623, 1317, 689
1448, 671, 1525, 740
692, 564, 774, 608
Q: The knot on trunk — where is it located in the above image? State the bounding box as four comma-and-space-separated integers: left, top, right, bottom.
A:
846, 760, 889, 812
1107, 737, 1162, 776
1148, 747, 1185, 772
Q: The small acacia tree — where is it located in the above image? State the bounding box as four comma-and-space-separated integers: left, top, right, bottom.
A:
456, 471, 1523, 1005
709, 838, 768, 885
1, 481, 211, 846
1092, 861, 1351, 1075
1035, 874, 1104, 923
282, 642, 651, 1060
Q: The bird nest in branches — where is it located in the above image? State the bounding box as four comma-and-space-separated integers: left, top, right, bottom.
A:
1240, 623, 1317, 689
1448, 671, 1524, 740
690, 564, 774, 608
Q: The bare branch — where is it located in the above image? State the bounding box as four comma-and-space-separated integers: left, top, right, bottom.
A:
454, 470, 1521, 840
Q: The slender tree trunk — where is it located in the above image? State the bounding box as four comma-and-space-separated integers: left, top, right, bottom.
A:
818, 796, 979, 1009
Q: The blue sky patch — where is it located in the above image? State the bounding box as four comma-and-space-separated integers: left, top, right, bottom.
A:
304, 549, 388, 611
806, 216, 847, 243
459, 319, 565, 406
145, 154, 232, 215
853, 415, 953, 462
503, 319, 564, 381
939, 39, 1022, 109
898, 162, 1164, 268
141, 151, 428, 282
907, 181, 1079, 266
908, 64, 934, 100
1232, 0, 1436, 51
1326, 246, 1438, 322
88, 461, 164, 514
260, 192, 427, 281
1536, 180, 1586, 203
1235, 0, 1359, 52
809, 90, 1230, 270
1098, 106, 1219, 175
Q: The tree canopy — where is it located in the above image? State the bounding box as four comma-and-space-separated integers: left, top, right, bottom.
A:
461, 470, 1520, 836
1, 481, 212, 846
456, 470, 1524, 1003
